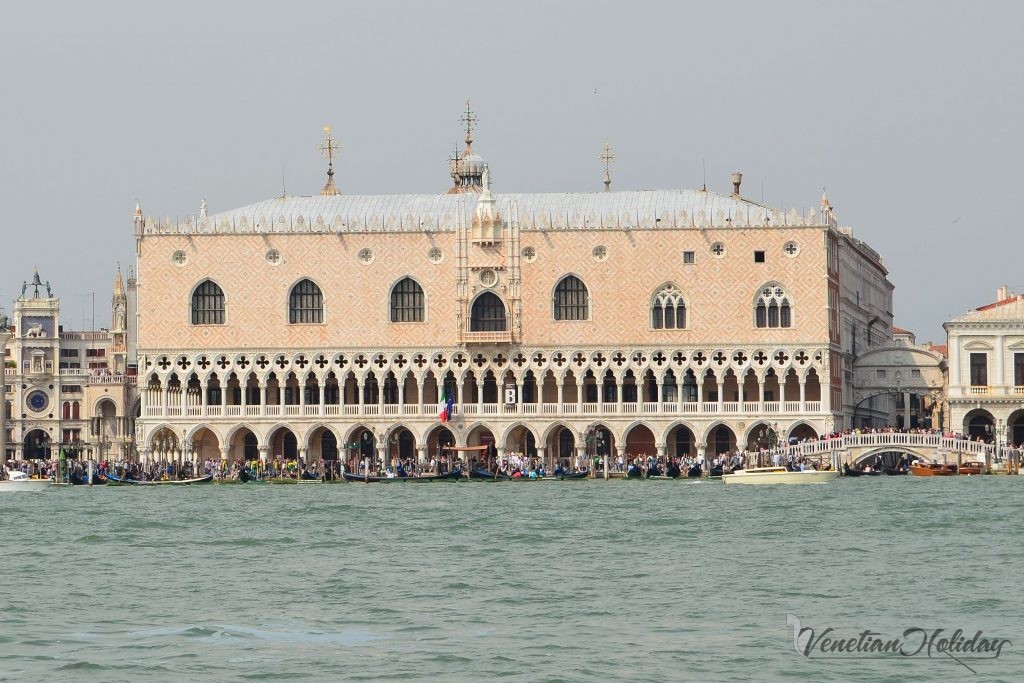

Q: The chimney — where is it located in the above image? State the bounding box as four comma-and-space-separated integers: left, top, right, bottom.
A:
731, 171, 742, 196
997, 285, 1008, 301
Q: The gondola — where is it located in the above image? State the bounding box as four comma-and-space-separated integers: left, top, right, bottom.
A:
686, 465, 703, 478
238, 468, 260, 483
106, 473, 214, 486
470, 468, 511, 481
557, 469, 589, 480
341, 468, 463, 483
69, 471, 107, 485
842, 464, 863, 477
884, 467, 908, 476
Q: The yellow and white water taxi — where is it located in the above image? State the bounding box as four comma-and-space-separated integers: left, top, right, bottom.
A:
722, 466, 839, 485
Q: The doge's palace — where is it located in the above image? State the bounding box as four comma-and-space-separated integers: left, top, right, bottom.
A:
133, 107, 894, 468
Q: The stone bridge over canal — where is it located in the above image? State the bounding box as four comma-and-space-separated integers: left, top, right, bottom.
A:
774, 432, 1018, 467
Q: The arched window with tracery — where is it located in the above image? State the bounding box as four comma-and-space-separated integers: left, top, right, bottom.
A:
289, 279, 323, 324
553, 275, 589, 321
470, 292, 507, 331
651, 284, 686, 329
191, 280, 225, 325
755, 284, 792, 328
390, 277, 425, 322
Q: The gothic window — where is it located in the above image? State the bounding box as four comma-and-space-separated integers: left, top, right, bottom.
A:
754, 284, 792, 329
651, 284, 686, 329
289, 279, 323, 324
191, 280, 225, 325
390, 277, 425, 323
470, 292, 507, 331
553, 275, 589, 321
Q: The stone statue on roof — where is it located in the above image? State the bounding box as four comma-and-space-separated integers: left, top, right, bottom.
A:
0, 313, 7, 330
20, 281, 27, 298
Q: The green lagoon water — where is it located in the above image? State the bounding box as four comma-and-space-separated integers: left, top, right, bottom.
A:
1, 477, 1021, 682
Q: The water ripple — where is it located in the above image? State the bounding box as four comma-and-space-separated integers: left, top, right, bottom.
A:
2, 477, 1021, 680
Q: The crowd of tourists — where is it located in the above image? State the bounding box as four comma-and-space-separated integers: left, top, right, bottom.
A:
0, 459, 57, 480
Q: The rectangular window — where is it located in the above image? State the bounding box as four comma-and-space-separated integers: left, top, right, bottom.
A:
754, 250, 766, 263
1015, 353, 1024, 386
970, 353, 988, 386
683, 251, 695, 264
876, 369, 886, 378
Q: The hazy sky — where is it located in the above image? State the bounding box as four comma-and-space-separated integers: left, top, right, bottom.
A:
2, 1, 1021, 341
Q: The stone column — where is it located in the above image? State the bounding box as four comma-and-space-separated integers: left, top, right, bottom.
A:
557, 382, 564, 413
536, 445, 547, 472
616, 378, 623, 414
417, 444, 427, 466
717, 380, 725, 411
799, 377, 806, 412
259, 383, 267, 415
758, 375, 766, 411
656, 443, 666, 459
319, 380, 326, 414
258, 446, 269, 464
903, 391, 911, 429
656, 380, 664, 412
357, 377, 365, 414
220, 445, 230, 462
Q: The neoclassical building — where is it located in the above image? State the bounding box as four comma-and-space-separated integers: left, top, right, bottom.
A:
133, 110, 895, 467
945, 286, 1024, 446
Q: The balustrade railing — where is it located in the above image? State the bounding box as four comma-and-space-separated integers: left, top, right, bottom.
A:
140, 397, 839, 420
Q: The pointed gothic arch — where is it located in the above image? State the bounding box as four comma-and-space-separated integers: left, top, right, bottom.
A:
470, 291, 507, 331
288, 278, 323, 324
651, 283, 686, 329
754, 282, 792, 329
190, 279, 225, 325
553, 274, 589, 321
389, 276, 425, 322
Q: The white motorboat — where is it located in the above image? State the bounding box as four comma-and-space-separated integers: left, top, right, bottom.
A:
722, 466, 839, 485
0, 470, 54, 491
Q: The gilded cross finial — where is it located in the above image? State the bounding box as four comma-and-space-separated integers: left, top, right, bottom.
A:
318, 125, 341, 196
460, 100, 478, 149
600, 142, 616, 192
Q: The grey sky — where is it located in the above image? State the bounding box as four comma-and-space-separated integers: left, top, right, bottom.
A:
2, 1, 1020, 341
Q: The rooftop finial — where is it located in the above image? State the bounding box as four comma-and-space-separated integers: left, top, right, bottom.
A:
318, 125, 341, 196
460, 100, 478, 151
134, 201, 142, 218
599, 142, 616, 192
448, 141, 463, 184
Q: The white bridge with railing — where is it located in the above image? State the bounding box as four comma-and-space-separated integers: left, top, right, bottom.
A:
773, 432, 1019, 467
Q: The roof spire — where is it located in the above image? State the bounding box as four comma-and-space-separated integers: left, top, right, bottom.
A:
460, 100, 478, 152
448, 102, 487, 194
599, 142, 615, 192
113, 262, 125, 298
318, 125, 341, 196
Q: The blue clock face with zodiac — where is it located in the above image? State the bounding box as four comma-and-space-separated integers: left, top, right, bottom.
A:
27, 390, 48, 413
